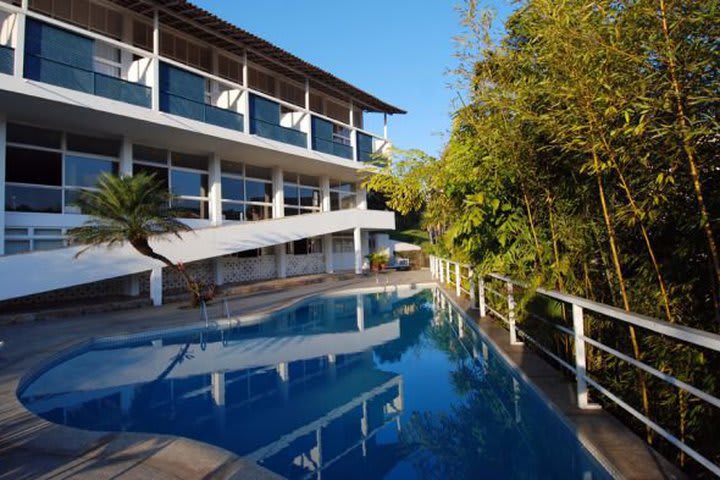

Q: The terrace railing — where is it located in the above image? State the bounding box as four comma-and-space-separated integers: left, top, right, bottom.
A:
429, 254, 720, 477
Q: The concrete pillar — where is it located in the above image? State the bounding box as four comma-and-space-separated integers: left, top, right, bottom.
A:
0, 114, 5, 256
353, 227, 363, 274
272, 167, 284, 219
361, 230, 370, 258
214, 257, 224, 286
242, 50, 250, 133
320, 175, 331, 212
13, 3, 26, 78
275, 244, 287, 279
208, 154, 222, 226
323, 234, 334, 273
211, 372, 225, 406
151, 9, 160, 111
356, 186, 367, 209
150, 267, 162, 306
119, 137, 133, 177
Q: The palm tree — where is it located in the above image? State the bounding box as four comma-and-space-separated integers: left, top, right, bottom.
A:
68, 172, 209, 305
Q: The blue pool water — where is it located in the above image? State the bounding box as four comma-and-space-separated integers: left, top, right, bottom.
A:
19, 288, 611, 479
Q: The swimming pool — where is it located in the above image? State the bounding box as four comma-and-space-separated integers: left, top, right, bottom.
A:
18, 288, 612, 479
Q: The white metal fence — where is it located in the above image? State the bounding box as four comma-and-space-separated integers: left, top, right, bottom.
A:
429, 255, 720, 477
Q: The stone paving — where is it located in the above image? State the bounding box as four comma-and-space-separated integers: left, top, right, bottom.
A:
0, 269, 685, 479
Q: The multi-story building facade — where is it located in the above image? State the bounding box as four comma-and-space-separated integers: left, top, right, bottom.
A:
0, 0, 403, 307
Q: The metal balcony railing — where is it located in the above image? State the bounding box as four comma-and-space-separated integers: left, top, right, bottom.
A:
430, 254, 720, 477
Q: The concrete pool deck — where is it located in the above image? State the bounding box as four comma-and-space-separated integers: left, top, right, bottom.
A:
0, 270, 683, 479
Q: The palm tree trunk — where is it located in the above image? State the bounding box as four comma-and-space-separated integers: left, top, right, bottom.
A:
130, 237, 201, 303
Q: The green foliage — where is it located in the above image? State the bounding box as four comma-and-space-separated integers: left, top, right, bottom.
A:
366, 0, 720, 475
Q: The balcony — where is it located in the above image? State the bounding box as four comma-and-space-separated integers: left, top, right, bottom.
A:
311, 116, 353, 160
251, 117, 306, 148
23, 19, 151, 108
0, 45, 13, 75
249, 94, 307, 148
6, 13, 396, 163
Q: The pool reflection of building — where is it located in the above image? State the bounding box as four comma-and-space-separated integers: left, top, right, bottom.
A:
20, 293, 406, 480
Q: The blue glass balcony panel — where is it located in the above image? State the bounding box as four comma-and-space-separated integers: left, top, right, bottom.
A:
25, 19, 93, 71
251, 118, 307, 148
0, 45, 13, 75
312, 137, 353, 160
24, 54, 93, 93
94, 72, 151, 108
205, 104, 244, 132
356, 132, 374, 162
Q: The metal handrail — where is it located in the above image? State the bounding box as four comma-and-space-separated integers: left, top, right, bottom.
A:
428, 254, 720, 476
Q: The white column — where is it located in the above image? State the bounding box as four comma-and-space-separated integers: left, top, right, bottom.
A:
356, 186, 367, 210
272, 167, 286, 278
0, 115, 5, 255
353, 227, 363, 274
150, 267, 162, 306
383, 113, 388, 139
208, 154, 222, 226
272, 167, 284, 218
242, 50, 250, 133
320, 175, 331, 212
214, 257, 224, 286
211, 372, 225, 406
119, 137, 133, 177
323, 235, 333, 273
12, 1, 27, 78
356, 294, 365, 330
361, 230, 369, 258
350, 100, 357, 162
151, 9, 160, 111
304, 78, 312, 150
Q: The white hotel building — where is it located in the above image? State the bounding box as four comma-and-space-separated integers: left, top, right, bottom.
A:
0, 0, 402, 307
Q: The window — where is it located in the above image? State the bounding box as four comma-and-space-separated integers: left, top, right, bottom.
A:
287, 237, 322, 255
329, 180, 357, 211
220, 161, 273, 222
4, 227, 66, 254
326, 100, 350, 124
333, 124, 351, 146
5, 124, 121, 216
94, 41, 121, 78
283, 172, 320, 215
332, 234, 354, 253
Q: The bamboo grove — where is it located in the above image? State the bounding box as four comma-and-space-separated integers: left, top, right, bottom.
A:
365, 0, 720, 475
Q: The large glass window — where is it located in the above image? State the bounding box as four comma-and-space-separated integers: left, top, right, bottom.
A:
170, 170, 208, 198
5, 124, 119, 215
329, 180, 357, 211
283, 172, 320, 215
286, 237, 322, 255
220, 161, 273, 222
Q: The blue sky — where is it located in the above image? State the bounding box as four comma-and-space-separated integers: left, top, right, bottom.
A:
193, 1, 514, 157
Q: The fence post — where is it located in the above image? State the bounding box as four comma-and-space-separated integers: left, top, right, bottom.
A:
507, 281, 522, 345
439, 258, 444, 283
469, 268, 477, 307
455, 263, 461, 297
572, 303, 594, 409
446, 260, 451, 285
478, 277, 486, 317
